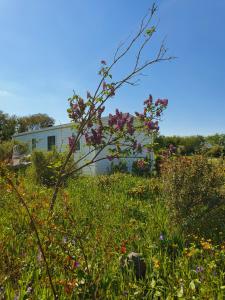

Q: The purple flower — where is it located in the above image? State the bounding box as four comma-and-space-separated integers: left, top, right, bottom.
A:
196, 266, 204, 273
73, 261, 80, 268
101, 60, 107, 65
103, 81, 107, 91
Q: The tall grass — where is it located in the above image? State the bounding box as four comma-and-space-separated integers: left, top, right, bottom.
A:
0, 169, 225, 299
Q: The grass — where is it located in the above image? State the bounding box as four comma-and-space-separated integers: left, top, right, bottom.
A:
0, 171, 225, 299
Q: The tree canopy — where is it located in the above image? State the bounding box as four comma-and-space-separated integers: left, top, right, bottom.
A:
0, 111, 55, 141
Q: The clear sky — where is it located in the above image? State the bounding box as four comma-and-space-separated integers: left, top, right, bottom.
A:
0, 0, 225, 136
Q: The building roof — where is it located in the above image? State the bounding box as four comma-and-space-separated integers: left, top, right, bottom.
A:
13, 123, 72, 137
13, 116, 111, 137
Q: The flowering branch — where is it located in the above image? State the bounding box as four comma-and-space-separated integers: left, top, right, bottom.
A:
49, 3, 172, 212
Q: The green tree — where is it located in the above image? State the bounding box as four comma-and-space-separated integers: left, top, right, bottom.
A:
17, 113, 55, 133
0, 111, 17, 141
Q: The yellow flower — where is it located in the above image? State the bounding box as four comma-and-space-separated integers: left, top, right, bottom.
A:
201, 241, 212, 250
152, 256, 160, 269
186, 248, 197, 257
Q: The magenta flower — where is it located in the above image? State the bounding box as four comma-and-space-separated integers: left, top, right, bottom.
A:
73, 261, 80, 268
103, 81, 107, 91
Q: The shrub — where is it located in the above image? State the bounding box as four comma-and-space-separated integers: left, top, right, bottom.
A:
110, 160, 128, 174
132, 158, 152, 177
29, 149, 76, 186
205, 145, 224, 158
161, 155, 225, 241
0, 140, 28, 161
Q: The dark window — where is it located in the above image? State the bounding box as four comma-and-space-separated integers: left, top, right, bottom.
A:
47, 136, 56, 151
32, 138, 37, 150
75, 139, 80, 151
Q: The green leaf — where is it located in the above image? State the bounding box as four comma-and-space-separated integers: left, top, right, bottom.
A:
146, 26, 156, 36
177, 286, 184, 298
189, 280, 195, 291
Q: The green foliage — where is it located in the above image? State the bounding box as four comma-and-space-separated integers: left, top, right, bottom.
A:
155, 134, 225, 157
17, 113, 55, 133
110, 160, 128, 174
0, 110, 55, 141
0, 110, 17, 141
0, 140, 28, 161
204, 145, 225, 158
29, 149, 75, 186
161, 156, 225, 241
155, 135, 205, 155
0, 173, 225, 298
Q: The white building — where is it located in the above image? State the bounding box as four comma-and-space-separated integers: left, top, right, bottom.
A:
13, 119, 151, 175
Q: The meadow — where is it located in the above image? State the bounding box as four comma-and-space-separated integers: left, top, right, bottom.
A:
0, 156, 225, 299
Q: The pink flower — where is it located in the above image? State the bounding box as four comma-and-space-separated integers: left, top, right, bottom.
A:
103, 81, 107, 91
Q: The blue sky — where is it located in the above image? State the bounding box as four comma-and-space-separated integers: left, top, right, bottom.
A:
0, 0, 224, 135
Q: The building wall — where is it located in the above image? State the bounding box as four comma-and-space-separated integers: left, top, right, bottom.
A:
13, 125, 96, 175
94, 131, 152, 174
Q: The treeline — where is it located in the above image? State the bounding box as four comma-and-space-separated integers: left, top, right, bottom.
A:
0, 110, 55, 141
155, 134, 225, 157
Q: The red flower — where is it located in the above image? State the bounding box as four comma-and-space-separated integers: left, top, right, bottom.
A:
121, 245, 127, 254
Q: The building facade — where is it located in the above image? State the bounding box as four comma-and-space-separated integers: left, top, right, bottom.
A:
13, 121, 151, 175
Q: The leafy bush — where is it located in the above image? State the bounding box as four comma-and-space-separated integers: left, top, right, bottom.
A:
132, 158, 152, 177
110, 160, 128, 174
29, 149, 76, 186
205, 145, 224, 158
0, 140, 28, 161
161, 156, 225, 241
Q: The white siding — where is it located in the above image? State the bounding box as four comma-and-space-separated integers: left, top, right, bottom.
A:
13, 125, 97, 175
13, 124, 153, 175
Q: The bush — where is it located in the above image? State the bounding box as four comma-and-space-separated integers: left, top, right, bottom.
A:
110, 160, 128, 174
205, 145, 224, 158
132, 158, 152, 177
29, 149, 76, 186
0, 140, 28, 161
161, 155, 225, 241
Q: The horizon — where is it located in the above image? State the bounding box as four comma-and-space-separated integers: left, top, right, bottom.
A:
0, 0, 225, 136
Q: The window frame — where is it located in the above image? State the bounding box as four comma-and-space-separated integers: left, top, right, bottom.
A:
47, 135, 56, 151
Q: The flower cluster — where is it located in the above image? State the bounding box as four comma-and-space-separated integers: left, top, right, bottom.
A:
135, 94, 168, 133
85, 127, 103, 146
108, 110, 134, 135
136, 159, 147, 169
68, 96, 87, 123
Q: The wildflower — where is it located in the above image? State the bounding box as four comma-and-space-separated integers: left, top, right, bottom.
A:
103, 81, 107, 91
37, 249, 43, 262
121, 245, 127, 254
159, 233, 164, 241
186, 248, 197, 257
73, 261, 80, 269
101, 60, 107, 65
201, 241, 212, 250
196, 266, 204, 273
152, 256, 160, 269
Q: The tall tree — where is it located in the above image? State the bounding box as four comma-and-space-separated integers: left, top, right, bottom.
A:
0, 111, 17, 141
17, 113, 55, 133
